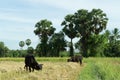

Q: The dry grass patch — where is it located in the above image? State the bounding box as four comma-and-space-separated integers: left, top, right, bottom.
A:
0, 61, 83, 80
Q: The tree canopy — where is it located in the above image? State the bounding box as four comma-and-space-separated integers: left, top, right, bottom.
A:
34, 19, 56, 56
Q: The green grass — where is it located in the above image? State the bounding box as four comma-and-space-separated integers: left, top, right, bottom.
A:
78, 58, 120, 80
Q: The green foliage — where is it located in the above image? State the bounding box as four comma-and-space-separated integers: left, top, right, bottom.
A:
27, 46, 34, 54
87, 34, 108, 57
6, 50, 19, 57
19, 41, 25, 49
35, 43, 42, 56
74, 9, 108, 57
61, 14, 78, 57
62, 14, 77, 39
25, 39, 31, 47
0, 42, 9, 57
34, 19, 56, 57
104, 28, 120, 57
48, 31, 67, 57
5, 50, 27, 57
61, 9, 108, 57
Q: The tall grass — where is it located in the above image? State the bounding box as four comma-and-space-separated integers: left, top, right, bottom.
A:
78, 58, 120, 80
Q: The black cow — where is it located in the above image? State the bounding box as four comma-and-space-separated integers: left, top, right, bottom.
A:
24, 54, 43, 72
67, 55, 83, 65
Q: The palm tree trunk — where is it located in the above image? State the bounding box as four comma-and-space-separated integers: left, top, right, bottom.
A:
70, 38, 74, 57
81, 37, 88, 57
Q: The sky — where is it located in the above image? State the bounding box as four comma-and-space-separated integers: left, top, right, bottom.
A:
0, 0, 120, 50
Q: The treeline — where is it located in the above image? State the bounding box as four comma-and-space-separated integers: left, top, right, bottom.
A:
0, 8, 120, 57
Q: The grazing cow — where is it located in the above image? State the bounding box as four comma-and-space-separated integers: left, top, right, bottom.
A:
67, 55, 83, 65
24, 53, 43, 72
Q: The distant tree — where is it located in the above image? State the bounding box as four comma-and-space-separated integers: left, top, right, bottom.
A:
7, 50, 20, 57
19, 41, 25, 49
74, 9, 108, 57
34, 19, 56, 56
0, 42, 9, 57
25, 39, 31, 47
27, 46, 34, 53
104, 28, 120, 57
61, 14, 78, 57
4, 46, 9, 57
110, 28, 120, 44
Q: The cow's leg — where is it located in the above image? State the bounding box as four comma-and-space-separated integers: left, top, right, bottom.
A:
26, 66, 29, 71
25, 65, 29, 71
29, 67, 31, 72
24, 65, 28, 71
80, 59, 82, 65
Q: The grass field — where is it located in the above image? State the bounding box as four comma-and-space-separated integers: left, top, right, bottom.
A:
0, 57, 120, 80
78, 58, 120, 80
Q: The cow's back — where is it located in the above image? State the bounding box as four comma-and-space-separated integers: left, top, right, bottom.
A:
69, 55, 83, 65
25, 54, 35, 66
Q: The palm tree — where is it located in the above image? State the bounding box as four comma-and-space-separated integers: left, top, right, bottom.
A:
108, 28, 120, 48
112, 28, 120, 44
74, 9, 108, 57
19, 41, 25, 50
74, 9, 90, 57
61, 14, 78, 57
107, 28, 120, 57
34, 19, 56, 56
25, 39, 31, 47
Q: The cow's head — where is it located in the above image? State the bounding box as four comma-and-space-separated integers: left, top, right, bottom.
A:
35, 64, 43, 70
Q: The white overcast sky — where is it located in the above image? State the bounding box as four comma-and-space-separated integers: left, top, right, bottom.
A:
0, 0, 120, 49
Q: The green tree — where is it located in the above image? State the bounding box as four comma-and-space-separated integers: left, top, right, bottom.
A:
61, 14, 78, 57
19, 41, 25, 49
25, 39, 31, 47
88, 34, 109, 57
35, 43, 42, 56
110, 28, 120, 44
105, 28, 120, 57
34, 19, 56, 56
74, 9, 108, 57
49, 31, 67, 57
0, 42, 9, 57
7, 50, 20, 57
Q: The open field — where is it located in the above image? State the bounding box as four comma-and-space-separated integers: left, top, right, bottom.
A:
0, 58, 83, 80
0, 57, 120, 80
